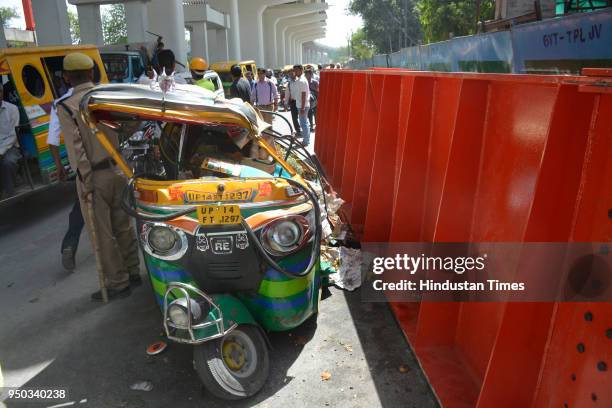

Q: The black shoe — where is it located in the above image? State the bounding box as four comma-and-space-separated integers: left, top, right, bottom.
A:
130, 274, 143, 286
91, 286, 131, 302
61, 247, 76, 271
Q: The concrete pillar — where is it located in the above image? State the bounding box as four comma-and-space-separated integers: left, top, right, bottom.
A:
234, 0, 287, 66
125, 0, 149, 43
263, 2, 328, 69
295, 31, 324, 64
228, 0, 240, 60
287, 24, 324, 65
0, 28, 6, 48
222, 13, 230, 61
207, 28, 218, 62
76, 4, 104, 46
278, 13, 325, 66
147, 0, 188, 67
191, 22, 209, 61
31, 0, 71, 45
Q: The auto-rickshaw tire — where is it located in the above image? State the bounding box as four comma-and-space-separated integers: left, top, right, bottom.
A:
194, 325, 269, 400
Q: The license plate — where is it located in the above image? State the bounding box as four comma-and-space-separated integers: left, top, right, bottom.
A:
197, 205, 242, 225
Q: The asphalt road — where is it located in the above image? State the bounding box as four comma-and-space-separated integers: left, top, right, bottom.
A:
0, 113, 439, 408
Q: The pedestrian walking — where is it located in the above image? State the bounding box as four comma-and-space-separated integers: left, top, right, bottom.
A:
0, 86, 21, 199
285, 70, 301, 136
47, 86, 84, 271
288, 65, 311, 146
251, 68, 278, 125
251, 68, 279, 160
229, 64, 252, 103
265, 69, 277, 86
56, 52, 141, 301
305, 68, 319, 131
245, 71, 255, 92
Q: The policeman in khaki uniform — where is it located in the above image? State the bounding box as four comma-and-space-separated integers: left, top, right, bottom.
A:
56, 53, 140, 301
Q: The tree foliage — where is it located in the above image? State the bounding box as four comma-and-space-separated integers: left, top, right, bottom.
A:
350, 28, 375, 60
349, 0, 422, 54
0, 6, 20, 28
417, 0, 495, 43
68, 10, 80, 44
350, 0, 496, 53
102, 4, 127, 45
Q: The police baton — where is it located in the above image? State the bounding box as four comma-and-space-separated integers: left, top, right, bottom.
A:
84, 195, 108, 303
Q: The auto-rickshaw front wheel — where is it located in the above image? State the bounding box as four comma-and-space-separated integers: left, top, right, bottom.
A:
194, 325, 269, 400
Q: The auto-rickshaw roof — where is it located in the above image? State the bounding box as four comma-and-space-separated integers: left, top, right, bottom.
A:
0, 44, 101, 58
81, 83, 267, 136
209, 60, 256, 72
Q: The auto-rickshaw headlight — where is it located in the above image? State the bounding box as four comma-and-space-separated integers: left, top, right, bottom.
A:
273, 221, 300, 247
261, 215, 310, 256
142, 224, 188, 261
168, 297, 202, 328
148, 226, 178, 253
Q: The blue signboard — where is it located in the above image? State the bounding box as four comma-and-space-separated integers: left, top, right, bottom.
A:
512, 8, 612, 73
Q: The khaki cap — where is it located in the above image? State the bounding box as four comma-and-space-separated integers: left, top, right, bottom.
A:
63, 52, 94, 71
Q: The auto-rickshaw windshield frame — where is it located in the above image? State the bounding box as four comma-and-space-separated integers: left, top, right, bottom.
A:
78, 84, 297, 179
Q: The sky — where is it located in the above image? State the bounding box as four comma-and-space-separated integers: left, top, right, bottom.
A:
319, 0, 363, 48
1, 0, 362, 48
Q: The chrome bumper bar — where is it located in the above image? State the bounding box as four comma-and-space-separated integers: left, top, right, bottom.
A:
162, 282, 237, 344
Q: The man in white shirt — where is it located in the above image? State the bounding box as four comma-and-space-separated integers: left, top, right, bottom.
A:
0, 86, 21, 198
285, 71, 301, 135
47, 87, 84, 271
287, 65, 311, 146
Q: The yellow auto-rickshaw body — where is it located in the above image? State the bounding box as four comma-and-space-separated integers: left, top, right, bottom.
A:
0, 44, 107, 204
209, 60, 257, 97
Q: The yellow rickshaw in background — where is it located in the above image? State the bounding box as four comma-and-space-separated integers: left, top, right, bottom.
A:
209, 60, 257, 98
0, 45, 107, 206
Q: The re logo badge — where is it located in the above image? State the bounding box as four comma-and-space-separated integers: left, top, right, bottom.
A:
211, 236, 233, 254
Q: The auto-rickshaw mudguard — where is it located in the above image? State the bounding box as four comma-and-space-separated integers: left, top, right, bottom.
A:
196, 293, 258, 340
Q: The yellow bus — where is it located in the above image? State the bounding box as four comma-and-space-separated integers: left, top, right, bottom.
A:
0, 45, 107, 205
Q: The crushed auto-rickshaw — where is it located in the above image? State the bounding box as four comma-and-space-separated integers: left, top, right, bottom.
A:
78, 79, 342, 399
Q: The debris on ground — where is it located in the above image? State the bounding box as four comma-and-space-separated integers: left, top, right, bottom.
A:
130, 381, 153, 392
398, 365, 411, 373
146, 341, 167, 356
321, 245, 340, 272
333, 247, 363, 291
321, 371, 332, 381
325, 191, 344, 214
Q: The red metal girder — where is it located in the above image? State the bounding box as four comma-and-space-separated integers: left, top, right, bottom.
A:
349, 73, 384, 231
362, 73, 403, 242
339, 73, 367, 203
389, 76, 435, 241
331, 73, 354, 186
